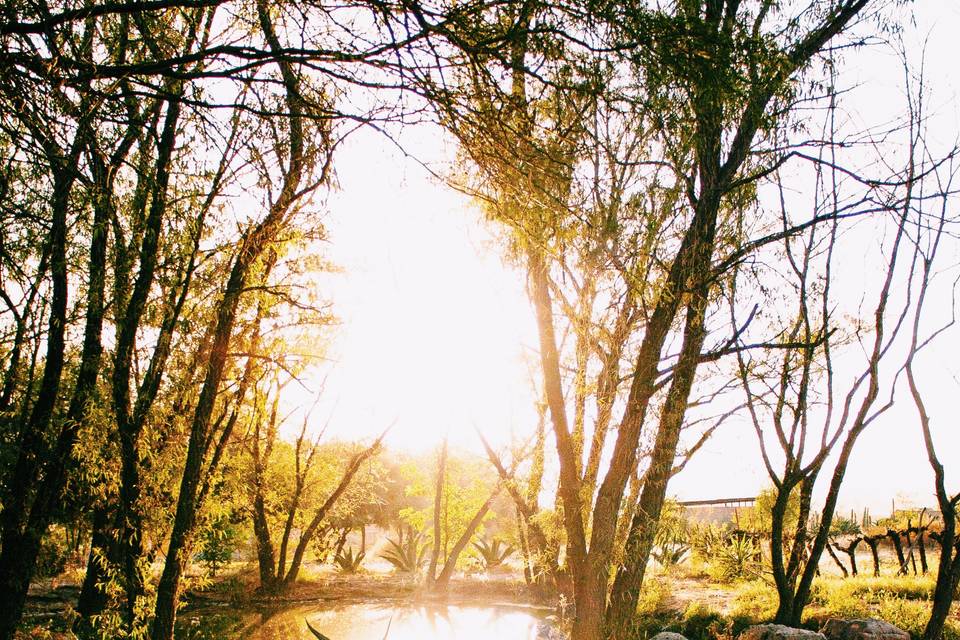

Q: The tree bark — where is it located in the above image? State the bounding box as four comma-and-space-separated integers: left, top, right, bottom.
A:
864, 536, 881, 576
427, 439, 447, 584
825, 542, 849, 577
281, 434, 385, 586
606, 289, 711, 638
0, 123, 93, 638
432, 486, 500, 589
887, 529, 907, 575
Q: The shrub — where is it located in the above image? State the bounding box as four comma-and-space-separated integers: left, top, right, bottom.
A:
636, 573, 671, 616
379, 531, 429, 573
653, 540, 691, 568
653, 502, 691, 568
693, 528, 762, 583
195, 516, 239, 577
333, 546, 365, 574
729, 580, 778, 623
471, 538, 514, 572
35, 526, 72, 578
681, 602, 730, 640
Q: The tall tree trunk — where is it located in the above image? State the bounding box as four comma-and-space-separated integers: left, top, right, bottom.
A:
77, 506, 115, 619
606, 289, 710, 638
825, 543, 849, 577
114, 87, 183, 628
252, 488, 278, 591
427, 439, 447, 584
887, 529, 907, 575
151, 6, 313, 635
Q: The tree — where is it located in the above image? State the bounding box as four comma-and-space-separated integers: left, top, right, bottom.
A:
897, 62, 960, 640
413, 1, 879, 637
730, 48, 958, 622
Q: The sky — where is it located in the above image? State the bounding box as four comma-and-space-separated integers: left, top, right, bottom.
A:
288, 1, 960, 517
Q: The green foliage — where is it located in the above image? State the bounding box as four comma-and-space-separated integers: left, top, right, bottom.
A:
398, 449, 497, 569
653, 540, 691, 568
195, 515, 239, 578
808, 574, 937, 610
379, 531, 429, 573
830, 515, 862, 537
653, 501, 691, 567
35, 525, 73, 579
690, 523, 761, 583
332, 547, 365, 574
811, 575, 960, 640
728, 580, 779, 623
630, 574, 959, 640
471, 538, 515, 572
681, 602, 729, 640
635, 572, 671, 616
741, 486, 800, 535
875, 508, 937, 531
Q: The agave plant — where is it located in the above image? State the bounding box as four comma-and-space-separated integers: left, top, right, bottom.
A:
333, 546, 365, 574
651, 539, 690, 567
379, 530, 429, 573
472, 537, 515, 572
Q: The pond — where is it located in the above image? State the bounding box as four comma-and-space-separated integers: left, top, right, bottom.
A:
177, 602, 561, 640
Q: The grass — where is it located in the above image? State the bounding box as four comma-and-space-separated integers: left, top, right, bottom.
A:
803, 574, 959, 640
630, 569, 960, 640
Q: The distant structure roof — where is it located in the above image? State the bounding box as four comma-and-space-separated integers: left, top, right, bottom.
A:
678, 497, 757, 524
678, 496, 756, 508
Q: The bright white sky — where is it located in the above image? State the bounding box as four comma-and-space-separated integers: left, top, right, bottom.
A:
291, 1, 960, 517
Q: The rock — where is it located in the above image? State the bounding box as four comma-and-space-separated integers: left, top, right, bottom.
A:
740, 624, 827, 640
650, 632, 690, 640
821, 618, 911, 640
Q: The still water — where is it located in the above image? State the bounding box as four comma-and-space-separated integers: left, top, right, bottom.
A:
177, 602, 561, 639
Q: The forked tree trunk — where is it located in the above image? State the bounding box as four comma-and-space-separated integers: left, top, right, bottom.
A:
0, 129, 93, 638
606, 289, 710, 638
839, 538, 859, 576
151, 6, 312, 634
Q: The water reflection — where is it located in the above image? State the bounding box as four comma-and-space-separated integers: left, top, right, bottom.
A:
178, 602, 560, 640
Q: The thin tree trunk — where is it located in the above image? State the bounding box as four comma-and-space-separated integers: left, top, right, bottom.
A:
427, 439, 447, 584
887, 529, 907, 575
77, 506, 116, 620
433, 487, 500, 589
151, 7, 313, 635
252, 488, 278, 590
114, 85, 183, 627
917, 529, 927, 574
281, 433, 386, 586
840, 538, 859, 576
864, 536, 881, 576
825, 542, 849, 577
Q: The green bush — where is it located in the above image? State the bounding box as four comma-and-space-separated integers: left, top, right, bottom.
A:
729, 580, 778, 623
690, 523, 761, 582
379, 530, 429, 573
681, 602, 730, 640
195, 515, 239, 577
35, 526, 72, 578
471, 538, 514, 572
333, 546, 365, 574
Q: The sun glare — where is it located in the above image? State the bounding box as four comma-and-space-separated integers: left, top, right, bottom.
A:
288, 128, 540, 453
